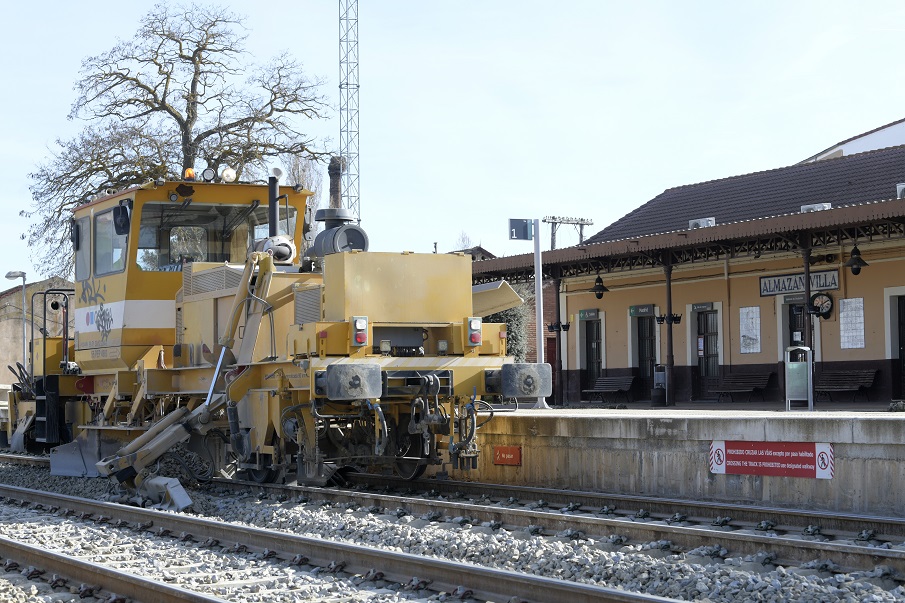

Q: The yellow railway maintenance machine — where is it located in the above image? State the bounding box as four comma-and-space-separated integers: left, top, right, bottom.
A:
6, 171, 550, 509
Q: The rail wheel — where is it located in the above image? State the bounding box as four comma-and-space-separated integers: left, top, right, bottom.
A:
246, 454, 278, 483
246, 435, 280, 483
394, 429, 429, 480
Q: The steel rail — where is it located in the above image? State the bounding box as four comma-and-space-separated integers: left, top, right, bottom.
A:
0, 453, 49, 468
0, 484, 675, 603
347, 473, 905, 539
212, 477, 905, 576
0, 534, 226, 603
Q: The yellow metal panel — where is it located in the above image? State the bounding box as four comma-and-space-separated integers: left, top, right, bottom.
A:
472, 280, 524, 316
32, 338, 65, 378
181, 298, 217, 361
323, 252, 472, 323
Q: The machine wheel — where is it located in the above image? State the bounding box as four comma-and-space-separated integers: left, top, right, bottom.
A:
246, 435, 281, 484
394, 431, 428, 480
246, 454, 278, 483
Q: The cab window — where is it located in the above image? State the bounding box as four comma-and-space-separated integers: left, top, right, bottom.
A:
94, 210, 128, 276
74, 217, 90, 281
136, 201, 297, 271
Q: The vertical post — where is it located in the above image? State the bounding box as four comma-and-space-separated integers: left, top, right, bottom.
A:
664, 263, 674, 407
268, 175, 279, 238
533, 219, 549, 409
20, 276, 26, 377
554, 268, 563, 406
802, 246, 812, 351
663, 261, 676, 406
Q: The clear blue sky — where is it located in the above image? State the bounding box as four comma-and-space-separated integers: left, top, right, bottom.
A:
2, 1, 904, 285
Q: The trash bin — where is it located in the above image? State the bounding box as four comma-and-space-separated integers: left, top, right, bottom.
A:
785, 346, 813, 411
651, 364, 667, 407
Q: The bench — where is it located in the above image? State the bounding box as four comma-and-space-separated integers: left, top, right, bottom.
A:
582, 376, 636, 403
711, 372, 772, 403
815, 369, 877, 402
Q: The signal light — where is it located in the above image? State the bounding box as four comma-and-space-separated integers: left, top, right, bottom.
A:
351, 316, 368, 347
466, 316, 482, 347
184, 168, 195, 181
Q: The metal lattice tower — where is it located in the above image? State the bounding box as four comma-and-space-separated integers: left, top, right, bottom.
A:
339, 0, 360, 221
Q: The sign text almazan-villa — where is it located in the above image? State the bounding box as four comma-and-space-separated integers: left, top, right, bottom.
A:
759, 270, 839, 297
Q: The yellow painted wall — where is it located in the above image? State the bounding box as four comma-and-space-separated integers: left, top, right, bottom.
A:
562, 249, 902, 371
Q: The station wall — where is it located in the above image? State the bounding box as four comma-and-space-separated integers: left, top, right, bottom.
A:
559, 245, 905, 402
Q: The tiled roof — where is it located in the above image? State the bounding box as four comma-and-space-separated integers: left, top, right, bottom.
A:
585, 144, 905, 245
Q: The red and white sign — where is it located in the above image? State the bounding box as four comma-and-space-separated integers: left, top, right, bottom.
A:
492, 445, 522, 466
710, 441, 834, 479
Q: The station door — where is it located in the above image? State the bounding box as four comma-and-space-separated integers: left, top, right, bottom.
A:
899, 298, 905, 399
637, 316, 656, 393
583, 319, 602, 392
696, 310, 719, 398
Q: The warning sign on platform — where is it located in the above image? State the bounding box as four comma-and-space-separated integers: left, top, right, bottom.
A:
710, 441, 834, 479
492, 445, 522, 466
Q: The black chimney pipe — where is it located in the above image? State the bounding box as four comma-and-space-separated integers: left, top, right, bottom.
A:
268, 175, 279, 238
328, 156, 343, 209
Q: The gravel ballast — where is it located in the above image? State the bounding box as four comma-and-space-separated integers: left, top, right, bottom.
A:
0, 464, 902, 602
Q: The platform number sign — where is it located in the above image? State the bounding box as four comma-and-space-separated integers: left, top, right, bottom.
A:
509, 219, 533, 241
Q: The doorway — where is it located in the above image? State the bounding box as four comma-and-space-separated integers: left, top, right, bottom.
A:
696, 310, 719, 397
583, 319, 602, 391
898, 297, 905, 398
637, 316, 656, 393
789, 304, 808, 347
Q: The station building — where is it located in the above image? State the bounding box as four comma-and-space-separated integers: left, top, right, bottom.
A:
474, 136, 905, 405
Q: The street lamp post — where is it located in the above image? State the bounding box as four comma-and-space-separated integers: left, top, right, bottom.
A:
5, 271, 26, 376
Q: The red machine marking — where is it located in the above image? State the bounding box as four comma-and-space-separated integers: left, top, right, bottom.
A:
493, 445, 522, 466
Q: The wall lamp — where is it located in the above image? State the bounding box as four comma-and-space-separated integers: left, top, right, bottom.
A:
844, 245, 868, 276
547, 322, 571, 332
808, 253, 836, 265
656, 314, 682, 325
590, 275, 609, 299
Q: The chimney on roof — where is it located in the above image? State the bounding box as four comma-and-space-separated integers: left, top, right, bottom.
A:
328, 156, 344, 209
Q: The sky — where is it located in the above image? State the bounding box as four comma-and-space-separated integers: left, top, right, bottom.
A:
2, 1, 905, 285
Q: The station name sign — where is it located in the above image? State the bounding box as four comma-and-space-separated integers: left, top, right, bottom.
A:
710, 441, 834, 479
759, 270, 838, 297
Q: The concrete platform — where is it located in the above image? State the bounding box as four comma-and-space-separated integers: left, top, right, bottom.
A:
473, 402, 905, 516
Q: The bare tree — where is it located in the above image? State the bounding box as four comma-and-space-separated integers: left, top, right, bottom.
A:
455, 231, 473, 251
283, 154, 324, 253
25, 2, 328, 276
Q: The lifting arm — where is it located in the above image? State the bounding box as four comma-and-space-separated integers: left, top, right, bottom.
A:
93, 251, 278, 509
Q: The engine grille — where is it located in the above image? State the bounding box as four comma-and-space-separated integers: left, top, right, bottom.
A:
183, 264, 244, 298
294, 286, 322, 325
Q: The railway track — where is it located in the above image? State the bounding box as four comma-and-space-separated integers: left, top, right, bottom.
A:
0, 453, 901, 601
0, 480, 673, 603
338, 473, 905, 574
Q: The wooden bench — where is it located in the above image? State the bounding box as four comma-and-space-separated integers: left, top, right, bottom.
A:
711, 372, 772, 403
815, 369, 877, 402
582, 376, 636, 403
